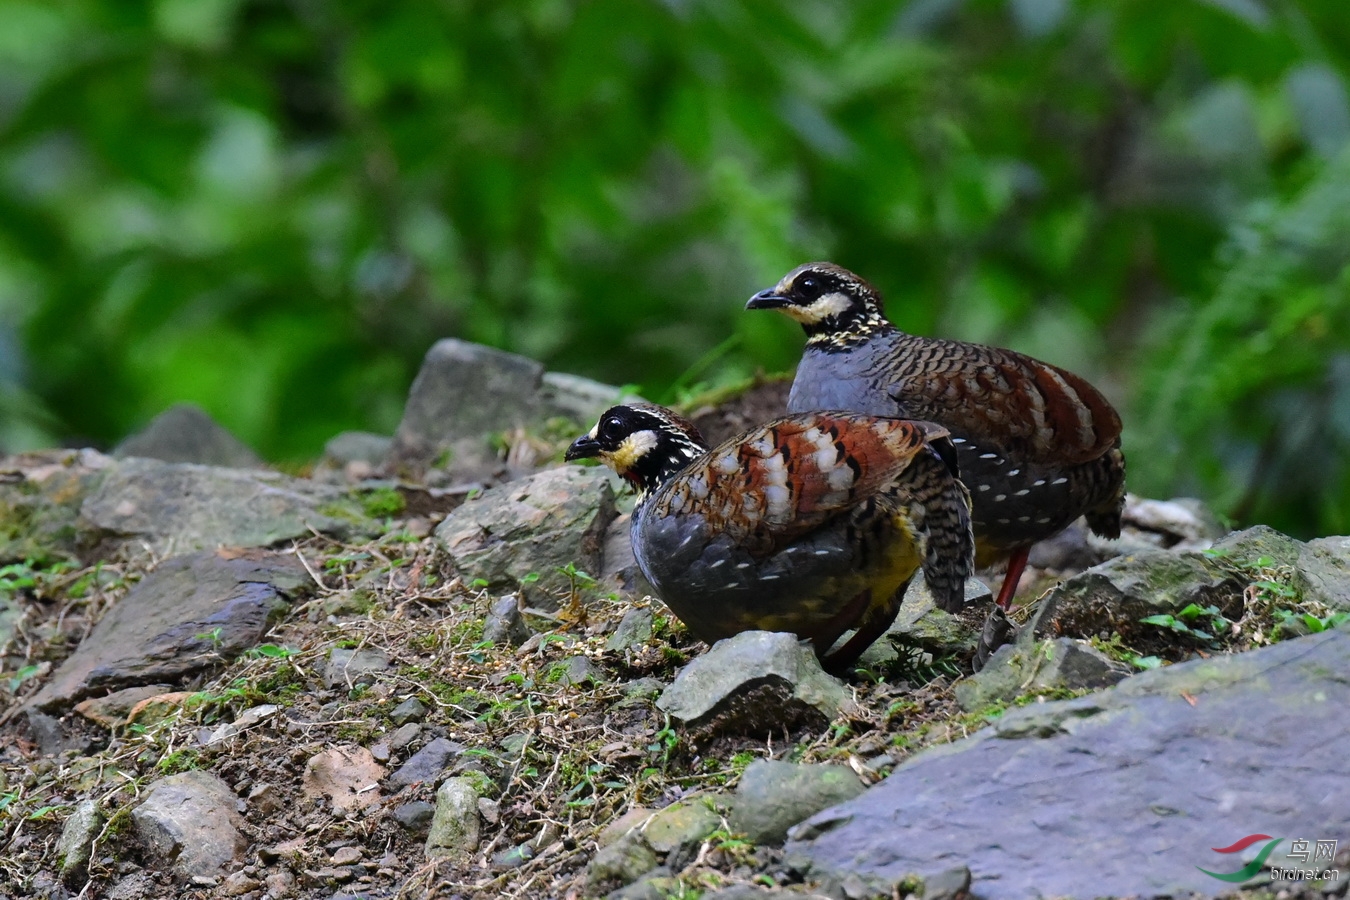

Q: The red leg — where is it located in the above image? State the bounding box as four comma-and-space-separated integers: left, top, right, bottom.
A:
811, 588, 873, 658
995, 546, 1030, 610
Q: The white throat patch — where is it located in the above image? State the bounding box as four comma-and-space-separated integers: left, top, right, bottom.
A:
781, 291, 853, 325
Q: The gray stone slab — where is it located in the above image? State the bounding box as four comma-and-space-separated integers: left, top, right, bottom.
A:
786, 627, 1350, 899
27, 550, 310, 711
81, 457, 373, 551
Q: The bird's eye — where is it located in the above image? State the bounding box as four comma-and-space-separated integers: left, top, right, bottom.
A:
798, 275, 819, 295
599, 417, 626, 442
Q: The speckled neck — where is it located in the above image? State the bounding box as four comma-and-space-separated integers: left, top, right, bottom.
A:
803, 313, 898, 352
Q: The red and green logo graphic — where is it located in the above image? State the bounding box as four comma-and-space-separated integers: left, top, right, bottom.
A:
1198, 834, 1283, 882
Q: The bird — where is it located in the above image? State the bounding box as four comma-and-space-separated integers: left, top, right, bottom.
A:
747, 261, 1125, 610
565, 403, 974, 670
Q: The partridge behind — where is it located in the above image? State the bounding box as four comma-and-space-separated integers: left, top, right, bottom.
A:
748, 262, 1125, 608
565, 403, 974, 669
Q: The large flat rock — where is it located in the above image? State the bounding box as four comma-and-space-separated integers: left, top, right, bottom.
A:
786, 627, 1350, 899
80, 457, 372, 550
27, 550, 311, 711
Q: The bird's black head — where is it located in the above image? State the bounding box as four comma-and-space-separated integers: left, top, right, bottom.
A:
746, 262, 892, 346
566, 403, 707, 497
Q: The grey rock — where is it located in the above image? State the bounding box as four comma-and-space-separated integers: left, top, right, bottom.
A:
323, 648, 391, 689
392, 801, 435, 832
106, 872, 156, 899
389, 697, 427, 726
386, 340, 626, 483
322, 431, 392, 468
132, 770, 246, 881
388, 338, 546, 480
641, 797, 720, 855
0, 591, 21, 662
1026, 523, 1100, 571
24, 710, 78, 755
246, 782, 283, 815
1298, 533, 1350, 610
499, 732, 531, 757
263, 871, 295, 896
221, 871, 261, 895
425, 776, 481, 862
114, 403, 263, 469
386, 340, 627, 481
700, 889, 831, 900
57, 799, 102, 886
0, 448, 112, 564
622, 677, 664, 702
1109, 494, 1228, 554
606, 607, 654, 652
604, 870, 679, 900
586, 831, 659, 894
81, 457, 375, 551
730, 760, 865, 845
434, 465, 618, 610
856, 575, 992, 669
954, 637, 1131, 712
390, 737, 465, 787
1028, 547, 1244, 642
28, 550, 310, 711
482, 594, 532, 646
389, 722, 421, 750
785, 628, 1350, 899
557, 654, 605, 687
921, 866, 972, 900
1034, 524, 1350, 643
657, 631, 854, 735
73, 684, 178, 729
539, 371, 632, 425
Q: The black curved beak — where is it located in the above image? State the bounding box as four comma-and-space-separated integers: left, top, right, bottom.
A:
745, 289, 790, 311
565, 435, 601, 462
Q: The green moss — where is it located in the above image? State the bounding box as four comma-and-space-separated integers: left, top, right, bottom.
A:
359, 486, 406, 519
156, 749, 200, 775
456, 769, 498, 799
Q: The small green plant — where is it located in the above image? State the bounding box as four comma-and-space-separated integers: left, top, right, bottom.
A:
7, 664, 42, 692
0, 562, 38, 592
195, 627, 225, 651
1274, 608, 1350, 637
1090, 633, 1162, 670
647, 718, 680, 768
1140, 603, 1229, 643
243, 643, 296, 659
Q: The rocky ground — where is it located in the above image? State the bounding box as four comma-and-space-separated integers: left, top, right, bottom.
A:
1, 339, 1348, 900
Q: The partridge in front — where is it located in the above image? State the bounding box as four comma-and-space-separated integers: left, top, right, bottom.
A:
565, 404, 974, 670
748, 262, 1125, 609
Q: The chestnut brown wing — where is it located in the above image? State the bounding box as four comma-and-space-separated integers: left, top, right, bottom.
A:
884, 336, 1122, 466
652, 412, 941, 557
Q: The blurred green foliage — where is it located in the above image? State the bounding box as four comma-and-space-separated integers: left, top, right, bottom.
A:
0, 0, 1348, 536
